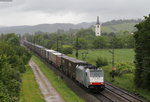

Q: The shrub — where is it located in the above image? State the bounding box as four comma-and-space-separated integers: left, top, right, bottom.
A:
62, 45, 73, 54
113, 63, 134, 76
96, 57, 108, 67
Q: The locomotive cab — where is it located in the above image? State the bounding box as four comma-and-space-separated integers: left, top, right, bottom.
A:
76, 65, 105, 92
88, 69, 105, 91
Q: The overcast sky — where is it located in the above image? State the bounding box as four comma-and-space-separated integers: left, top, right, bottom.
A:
0, 0, 149, 26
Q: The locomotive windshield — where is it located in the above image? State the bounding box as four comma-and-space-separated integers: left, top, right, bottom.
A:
90, 70, 103, 77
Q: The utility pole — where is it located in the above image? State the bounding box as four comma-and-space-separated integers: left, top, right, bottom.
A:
76, 36, 79, 59
32, 34, 34, 52
56, 38, 59, 51
33, 34, 36, 53
60, 36, 63, 53
81, 51, 88, 61
112, 44, 115, 69
109, 35, 116, 81
60, 36, 63, 70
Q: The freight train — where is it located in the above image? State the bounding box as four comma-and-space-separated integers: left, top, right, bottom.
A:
24, 40, 105, 92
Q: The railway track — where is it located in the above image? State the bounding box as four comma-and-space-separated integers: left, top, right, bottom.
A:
94, 93, 114, 102
105, 82, 148, 102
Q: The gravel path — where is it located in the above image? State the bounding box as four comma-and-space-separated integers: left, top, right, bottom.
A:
29, 60, 65, 102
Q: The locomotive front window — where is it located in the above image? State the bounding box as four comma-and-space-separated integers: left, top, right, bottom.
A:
90, 71, 103, 77
86, 72, 87, 76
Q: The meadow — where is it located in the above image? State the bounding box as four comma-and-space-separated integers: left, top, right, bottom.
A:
69, 49, 135, 65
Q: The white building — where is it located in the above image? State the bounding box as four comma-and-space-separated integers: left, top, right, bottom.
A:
95, 16, 101, 36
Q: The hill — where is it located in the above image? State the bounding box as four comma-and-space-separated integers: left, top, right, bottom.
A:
101, 19, 142, 33
0, 23, 96, 34
0, 19, 141, 34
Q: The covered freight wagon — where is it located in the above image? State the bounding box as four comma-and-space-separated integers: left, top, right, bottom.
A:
45, 49, 57, 62
61, 55, 70, 74
42, 48, 48, 59
51, 52, 63, 67
62, 56, 86, 79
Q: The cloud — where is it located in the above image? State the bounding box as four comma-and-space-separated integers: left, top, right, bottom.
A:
0, 0, 149, 26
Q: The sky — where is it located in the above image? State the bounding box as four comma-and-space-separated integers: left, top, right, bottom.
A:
0, 0, 149, 26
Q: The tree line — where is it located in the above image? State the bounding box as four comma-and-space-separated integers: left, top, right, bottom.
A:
24, 28, 135, 54
0, 33, 31, 102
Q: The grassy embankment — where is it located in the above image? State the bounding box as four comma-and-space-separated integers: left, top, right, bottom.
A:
32, 56, 85, 102
20, 65, 45, 102
68, 49, 150, 101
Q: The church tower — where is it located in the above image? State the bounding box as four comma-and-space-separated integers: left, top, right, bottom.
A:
95, 16, 101, 36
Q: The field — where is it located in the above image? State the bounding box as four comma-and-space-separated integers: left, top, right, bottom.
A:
32, 56, 85, 102
102, 23, 137, 33
68, 49, 150, 101
69, 49, 135, 65
20, 65, 45, 102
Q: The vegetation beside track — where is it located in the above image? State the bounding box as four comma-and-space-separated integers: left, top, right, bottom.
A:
32, 56, 85, 102
20, 65, 45, 102
68, 49, 150, 101
0, 33, 31, 101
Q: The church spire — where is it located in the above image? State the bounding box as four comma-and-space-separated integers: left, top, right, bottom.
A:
95, 16, 101, 36
96, 16, 100, 24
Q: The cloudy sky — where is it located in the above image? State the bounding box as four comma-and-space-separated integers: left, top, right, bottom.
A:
0, 0, 149, 26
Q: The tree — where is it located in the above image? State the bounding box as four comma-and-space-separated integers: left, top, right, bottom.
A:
0, 55, 20, 102
77, 38, 88, 49
93, 36, 109, 49
134, 14, 150, 89
7, 36, 20, 46
113, 36, 124, 48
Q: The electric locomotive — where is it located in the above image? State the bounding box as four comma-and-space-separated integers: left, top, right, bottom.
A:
76, 64, 105, 91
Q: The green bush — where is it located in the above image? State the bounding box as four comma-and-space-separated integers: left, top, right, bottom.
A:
62, 45, 73, 54
96, 57, 108, 67
114, 63, 134, 76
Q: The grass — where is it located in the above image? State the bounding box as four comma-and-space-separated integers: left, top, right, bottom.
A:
32, 56, 85, 102
103, 64, 135, 91
68, 49, 135, 65
20, 65, 45, 102
68, 49, 150, 101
